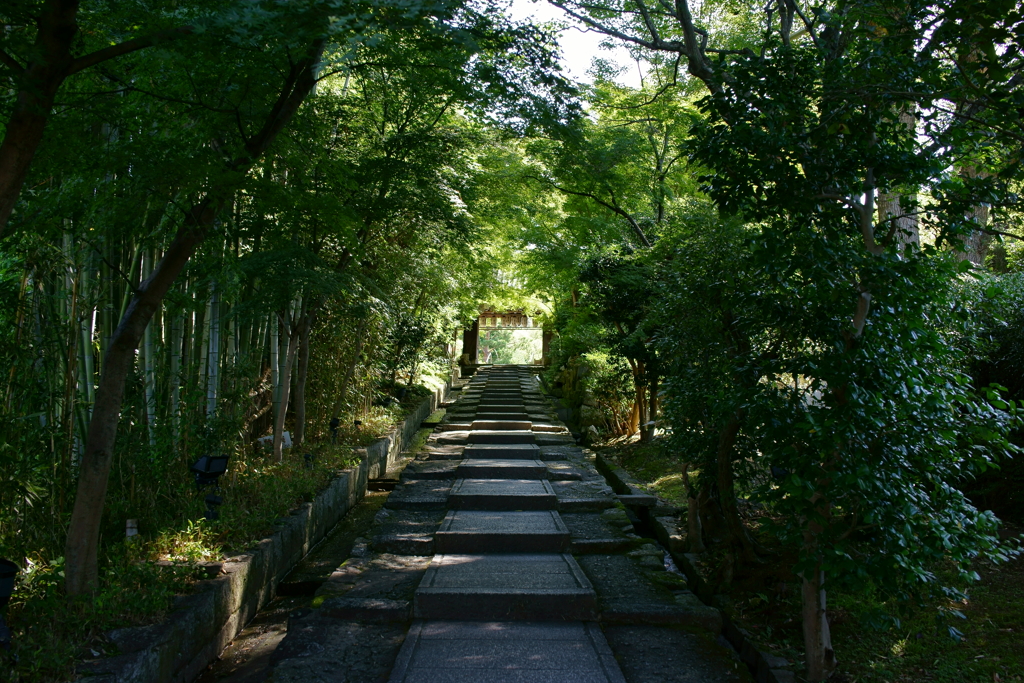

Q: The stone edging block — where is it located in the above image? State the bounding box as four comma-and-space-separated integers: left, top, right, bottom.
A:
591, 451, 795, 683
79, 387, 449, 683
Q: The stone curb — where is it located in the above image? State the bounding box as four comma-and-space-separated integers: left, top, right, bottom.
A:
77, 387, 448, 683
592, 452, 795, 683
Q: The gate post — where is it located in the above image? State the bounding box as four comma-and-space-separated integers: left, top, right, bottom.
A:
462, 318, 480, 365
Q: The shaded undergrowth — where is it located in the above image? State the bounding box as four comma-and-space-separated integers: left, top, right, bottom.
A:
0, 389, 433, 683
597, 437, 1024, 683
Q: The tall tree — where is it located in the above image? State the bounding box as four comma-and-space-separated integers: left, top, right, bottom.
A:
543, 0, 1024, 678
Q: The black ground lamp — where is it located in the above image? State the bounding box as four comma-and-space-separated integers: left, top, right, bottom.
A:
329, 417, 340, 444
0, 558, 17, 651
190, 455, 230, 521
303, 452, 315, 470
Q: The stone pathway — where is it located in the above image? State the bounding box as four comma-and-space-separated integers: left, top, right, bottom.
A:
263, 365, 752, 683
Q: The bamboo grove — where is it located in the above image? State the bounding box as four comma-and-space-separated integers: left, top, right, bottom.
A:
0, 0, 573, 599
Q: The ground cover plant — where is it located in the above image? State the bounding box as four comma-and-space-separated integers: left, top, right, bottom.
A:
599, 436, 1024, 682
0, 389, 431, 682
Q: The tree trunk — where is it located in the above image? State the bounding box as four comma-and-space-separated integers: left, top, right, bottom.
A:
801, 565, 836, 681
958, 167, 992, 266
876, 107, 919, 251
0, 0, 78, 234
635, 362, 650, 443
142, 251, 157, 446
206, 287, 221, 417
293, 309, 312, 446
63, 42, 325, 594
273, 315, 300, 462
715, 414, 761, 564
64, 197, 225, 595
170, 311, 182, 445
627, 400, 640, 435
682, 463, 706, 553
332, 318, 367, 420
270, 311, 281, 425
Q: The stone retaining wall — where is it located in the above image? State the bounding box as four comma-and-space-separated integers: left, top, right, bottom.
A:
592, 451, 795, 683
82, 387, 447, 683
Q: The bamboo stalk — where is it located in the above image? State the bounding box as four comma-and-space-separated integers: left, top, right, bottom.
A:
206, 286, 220, 417
143, 250, 157, 447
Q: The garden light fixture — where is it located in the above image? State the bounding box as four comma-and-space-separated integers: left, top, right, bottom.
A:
0, 558, 17, 651
190, 455, 230, 520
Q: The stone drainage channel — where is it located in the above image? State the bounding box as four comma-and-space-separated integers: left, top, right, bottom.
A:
197, 366, 753, 683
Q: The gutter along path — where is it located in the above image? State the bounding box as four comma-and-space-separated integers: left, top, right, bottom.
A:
207, 366, 751, 682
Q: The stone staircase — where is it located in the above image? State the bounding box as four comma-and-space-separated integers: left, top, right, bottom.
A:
267, 365, 747, 683
390, 365, 620, 682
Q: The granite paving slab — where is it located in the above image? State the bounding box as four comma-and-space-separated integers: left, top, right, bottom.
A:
386, 480, 453, 510
270, 614, 407, 683
434, 510, 570, 553
603, 625, 753, 682
317, 553, 432, 603
577, 554, 722, 632
434, 431, 471, 445
544, 461, 584, 480
551, 479, 617, 501
560, 512, 635, 555
456, 458, 548, 479
388, 621, 626, 683
449, 478, 558, 510
414, 553, 597, 621
536, 433, 577, 446
422, 444, 465, 458
402, 460, 459, 479
538, 445, 587, 460
371, 509, 447, 555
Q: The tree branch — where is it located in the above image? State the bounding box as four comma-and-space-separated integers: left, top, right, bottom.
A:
68, 26, 194, 75
532, 174, 653, 247
790, 0, 822, 49
0, 49, 25, 72
545, 1, 683, 53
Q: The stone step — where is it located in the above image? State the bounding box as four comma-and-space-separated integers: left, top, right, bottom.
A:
402, 460, 458, 479
473, 412, 531, 421
457, 458, 547, 479
434, 510, 570, 553
388, 621, 626, 683
468, 430, 535, 444
386, 480, 452, 510
449, 479, 558, 510
477, 397, 525, 405
413, 553, 598, 621
474, 404, 528, 413
470, 420, 532, 431
463, 443, 542, 460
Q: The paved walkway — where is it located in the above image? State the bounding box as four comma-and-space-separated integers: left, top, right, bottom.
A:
265, 366, 751, 683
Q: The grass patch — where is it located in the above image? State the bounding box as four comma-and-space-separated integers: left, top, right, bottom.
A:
594, 436, 688, 507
